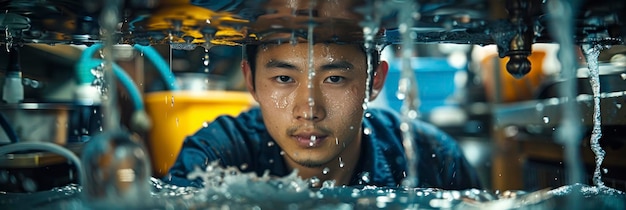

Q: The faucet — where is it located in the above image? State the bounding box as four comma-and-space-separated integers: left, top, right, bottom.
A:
502, 0, 541, 79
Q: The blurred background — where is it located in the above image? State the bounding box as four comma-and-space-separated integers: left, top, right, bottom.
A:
0, 0, 625, 195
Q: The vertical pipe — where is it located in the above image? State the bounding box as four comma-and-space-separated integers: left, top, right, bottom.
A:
547, 0, 583, 209
99, 0, 123, 132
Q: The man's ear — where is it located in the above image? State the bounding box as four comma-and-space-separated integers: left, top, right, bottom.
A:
369, 60, 389, 101
241, 60, 259, 101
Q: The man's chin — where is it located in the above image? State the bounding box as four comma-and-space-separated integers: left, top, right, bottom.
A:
294, 159, 328, 168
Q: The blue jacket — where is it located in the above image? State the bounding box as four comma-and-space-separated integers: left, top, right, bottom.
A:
164, 107, 481, 190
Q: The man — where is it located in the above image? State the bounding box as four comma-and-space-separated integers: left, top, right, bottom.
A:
163, 40, 481, 190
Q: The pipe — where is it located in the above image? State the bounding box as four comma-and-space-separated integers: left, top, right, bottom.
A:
0, 142, 83, 185
76, 44, 179, 90
0, 112, 19, 143
133, 44, 179, 91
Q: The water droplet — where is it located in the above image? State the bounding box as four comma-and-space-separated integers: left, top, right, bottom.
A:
309, 135, 317, 147
543, 116, 550, 124
363, 128, 371, 135
616, 103, 622, 109
267, 141, 275, 147
240, 163, 248, 170
621, 73, 626, 80
365, 112, 372, 118
603, 168, 608, 174
269, 159, 274, 164
202, 121, 209, 127
339, 157, 344, 168
280, 151, 285, 156
431, 154, 436, 158
408, 110, 418, 119
322, 167, 330, 175
175, 118, 179, 127
309, 176, 320, 188
360, 172, 371, 183
400, 122, 410, 132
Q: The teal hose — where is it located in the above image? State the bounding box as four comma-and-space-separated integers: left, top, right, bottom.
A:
76, 44, 102, 85
76, 44, 178, 90
133, 44, 178, 90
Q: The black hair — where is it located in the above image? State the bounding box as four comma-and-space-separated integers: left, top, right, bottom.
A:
244, 43, 381, 88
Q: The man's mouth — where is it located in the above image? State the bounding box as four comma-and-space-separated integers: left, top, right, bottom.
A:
292, 133, 328, 148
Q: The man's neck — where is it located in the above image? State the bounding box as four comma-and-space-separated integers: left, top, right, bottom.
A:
286, 134, 362, 186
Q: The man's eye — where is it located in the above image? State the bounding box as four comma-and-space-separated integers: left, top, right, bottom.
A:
325, 76, 344, 83
275, 75, 293, 83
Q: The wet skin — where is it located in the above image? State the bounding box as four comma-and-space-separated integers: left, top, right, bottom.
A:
242, 43, 388, 185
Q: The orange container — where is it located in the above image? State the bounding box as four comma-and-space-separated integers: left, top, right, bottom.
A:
144, 90, 255, 177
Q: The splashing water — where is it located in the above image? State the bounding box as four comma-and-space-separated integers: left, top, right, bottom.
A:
396, 1, 421, 188
581, 44, 607, 188
3, 165, 625, 209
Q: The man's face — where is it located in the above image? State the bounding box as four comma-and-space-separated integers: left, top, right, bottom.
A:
247, 43, 373, 168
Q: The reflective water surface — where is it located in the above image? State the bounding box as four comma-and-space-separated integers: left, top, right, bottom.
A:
2, 161, 626, 209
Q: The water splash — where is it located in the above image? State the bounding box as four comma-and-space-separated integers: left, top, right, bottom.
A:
361, 21, 378, 111
396, 1, 421, 188
581, 43, 607, 187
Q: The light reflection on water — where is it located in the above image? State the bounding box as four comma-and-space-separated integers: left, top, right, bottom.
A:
1, 164, 624, 210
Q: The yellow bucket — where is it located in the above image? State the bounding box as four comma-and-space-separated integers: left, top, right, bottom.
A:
144, 90, 255, 177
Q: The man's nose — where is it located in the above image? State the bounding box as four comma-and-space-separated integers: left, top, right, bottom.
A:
292, 83, 326, 122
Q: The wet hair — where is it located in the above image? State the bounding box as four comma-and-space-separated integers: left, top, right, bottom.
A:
244, 43, 381, 88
